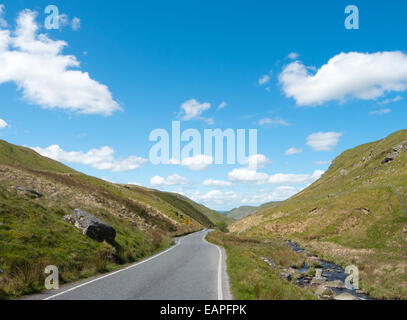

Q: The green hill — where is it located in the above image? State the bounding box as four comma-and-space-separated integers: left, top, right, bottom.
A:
0, 139, 226, 299
231, 129, 407, 299
226, 202, 279, 221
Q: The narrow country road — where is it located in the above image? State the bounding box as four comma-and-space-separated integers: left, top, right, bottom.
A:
25, 230, 232, 300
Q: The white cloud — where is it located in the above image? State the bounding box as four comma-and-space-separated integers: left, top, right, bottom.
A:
0, 118, 7, 129
306, 132, 342, 151
287, 52, 299, 60
71, 17, 80, 31
217, 101, 227, 110
285, 147, 303, 155
228, 168, 324, 185
203, 179, 232, 187
191, 190, 238, 206
258, 74, 270, 85
32, 144, 147, 172
228, 168, 269, 184
150, 174, 188, 187
246, 154, 271, 169
315, 160, 331, 165
370, 108, 391, 115
171, 154, 213, 171
241, 186, 299, 204
279, 51, 407, 106
178, 99, 213, 123
0, 9, 120, 115
0, 5, 8, 27
379, 95, 402, 105
128, 181, 142, 186
257, 117, 290, 126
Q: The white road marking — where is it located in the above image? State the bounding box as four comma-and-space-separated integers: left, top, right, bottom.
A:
202, 230, 223, 300
43, 239, 181, 300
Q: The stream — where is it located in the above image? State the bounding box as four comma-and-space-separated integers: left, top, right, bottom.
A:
284, 240, 370, 300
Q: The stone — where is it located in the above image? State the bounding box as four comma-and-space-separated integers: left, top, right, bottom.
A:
64, 209, 116, 243
261, 257, 276, 268
13, 186, 42, 198
324, 280, 346, 289
340, 169, 348, 176
315, 285, 335, 298
310, 276, 327, 286
334, 292, 360, 300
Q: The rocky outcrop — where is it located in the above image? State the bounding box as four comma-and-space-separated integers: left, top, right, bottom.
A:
333, 292, 360, 300
13, 186, 42, 198
64, 209, 116, 243
382, 141, 407, 164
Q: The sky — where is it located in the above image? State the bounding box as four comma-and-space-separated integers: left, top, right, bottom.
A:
0, 0, 407, 210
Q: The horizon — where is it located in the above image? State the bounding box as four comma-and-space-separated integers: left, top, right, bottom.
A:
1, 1, 407, 210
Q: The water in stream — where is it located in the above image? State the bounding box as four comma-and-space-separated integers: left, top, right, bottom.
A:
285, 240, 370, 300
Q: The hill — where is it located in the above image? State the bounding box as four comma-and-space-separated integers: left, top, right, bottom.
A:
230, 129, 407, 299
226, 202, 278, 221
0, 139, 227, 299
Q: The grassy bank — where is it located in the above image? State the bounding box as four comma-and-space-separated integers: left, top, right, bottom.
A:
206, 231, 316, 300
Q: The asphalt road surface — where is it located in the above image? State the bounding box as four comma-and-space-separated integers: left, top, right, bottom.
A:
25, 230, 232, 300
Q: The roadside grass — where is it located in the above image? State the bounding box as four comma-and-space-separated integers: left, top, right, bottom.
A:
206, 231, 316, 300
0, 187, 172, 299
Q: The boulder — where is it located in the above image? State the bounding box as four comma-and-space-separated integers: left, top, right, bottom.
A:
324, 280, 346, 289
333, 292, 359, 300
13, 186, 42, 198
315, 285, 335, 298
64, 209, 116, 243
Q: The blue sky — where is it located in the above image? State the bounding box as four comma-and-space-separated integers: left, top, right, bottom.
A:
1, 0, 407, 210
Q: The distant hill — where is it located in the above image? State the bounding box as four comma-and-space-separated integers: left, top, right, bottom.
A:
231, 129, 407, 299
0, 139, 229, 298
226, 202, 279, 220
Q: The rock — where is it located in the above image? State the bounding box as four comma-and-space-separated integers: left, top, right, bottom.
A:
324, 280, 346, 289
334, 292, 360, 300
382, 141, 407, 164
13, 186, 42, 198
64, 209, 116, 243
403, 226, 407, 234
340, 169, 348, 176
261, 257, 276, 268
315, 285, 335, 298
310, 276, 327, 286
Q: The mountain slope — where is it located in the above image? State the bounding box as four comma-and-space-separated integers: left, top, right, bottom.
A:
231, 129, 407, 299
0, 139, 224, 299
226, 202, 278, 221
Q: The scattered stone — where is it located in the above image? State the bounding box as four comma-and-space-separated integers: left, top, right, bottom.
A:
324, 280, 346, 289
315, 285, 335, 298
334, 292, 360, 300
261, 257, 276, 268
382, 141, 407, 164
340, 169, 348, 176
310, 276, 327, 286
63, 209, 116, 243
357, 207, 370, 215
403, 226, 407, 234
13, 186, 42, 198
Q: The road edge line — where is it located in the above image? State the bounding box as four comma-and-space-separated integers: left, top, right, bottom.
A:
43, 239, 181, 300
203, 230, 223, 300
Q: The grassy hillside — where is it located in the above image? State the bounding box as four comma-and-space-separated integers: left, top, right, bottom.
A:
0, 139, 224, 299
231, 129, 407, 299
226, 202, 278, 221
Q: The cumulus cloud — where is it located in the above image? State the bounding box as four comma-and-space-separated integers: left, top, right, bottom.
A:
306, 132, 342, 151
285, 147, 303, 155
370, 108, 391, 115
279, 51, 407, 106
246, 154, 271, 169
191, 190, 238, 206
203, 179, 232, 187
178, 99, 213, 124
257, 117, 290, 126
241, 186, 299, 204
228, 168, 323, 185
0, 118, 7, 129
0, 9, 120, 115
32, 144, 147, 172
171, 154, 213, 171
150, 174, 188, 187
